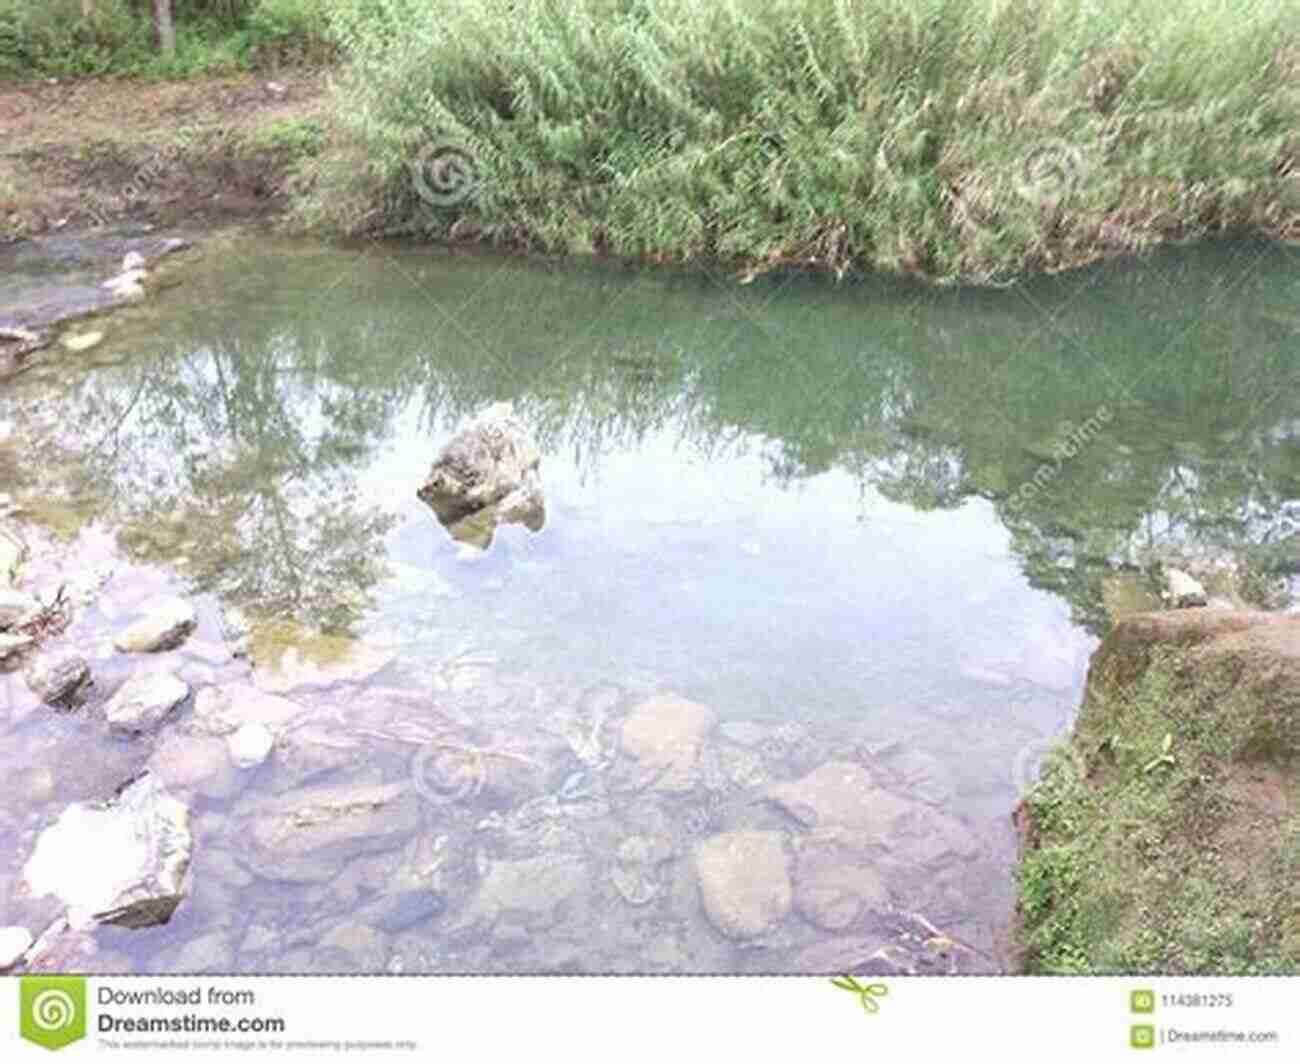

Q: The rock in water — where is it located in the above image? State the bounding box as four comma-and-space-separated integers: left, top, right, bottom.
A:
114, 595, 196, 652
227, 722, 274, 768
0, 587, 39, 628
21, 772, 193, 929
103, 668, 189, 733
24, 652, 91, 707
234, 781, 420, 883
417, 402, 546, 546
1164, 567, 1208, 608
615, 694, 717, 794
0, 926, 33, 970
693, 830, 792, 939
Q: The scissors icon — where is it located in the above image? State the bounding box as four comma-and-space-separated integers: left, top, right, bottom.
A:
830, 975, 889, 1014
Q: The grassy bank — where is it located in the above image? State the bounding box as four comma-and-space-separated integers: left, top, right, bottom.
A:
0, 0, 334, 78
1015, 613, 1300, 975
292, 0, 1300, 284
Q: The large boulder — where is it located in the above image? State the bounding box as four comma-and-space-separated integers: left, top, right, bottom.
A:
21, 772, 193, 929
693, 830, 792, 939
417, 402, 545, 546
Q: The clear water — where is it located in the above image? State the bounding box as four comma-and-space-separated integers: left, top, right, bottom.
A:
1, 232, 1297, 974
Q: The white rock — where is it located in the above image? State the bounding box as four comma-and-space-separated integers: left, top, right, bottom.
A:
228, 722, 274, 768
0, 926, 33, 969
103, 669, 189, 733
22, 773, 192, 929
192, 682, 309, 736
0, 587, 39, 628
0, 632, 34, 660
61, 330, 104, 353
121, 251, 146, 271
114, 595, 196, 652
1165, 567, 1208, 608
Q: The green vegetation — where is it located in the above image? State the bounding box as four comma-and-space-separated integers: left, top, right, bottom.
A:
0, 0, 334, 78
296, 0, 1299, 283
1016, 641, 1300, 975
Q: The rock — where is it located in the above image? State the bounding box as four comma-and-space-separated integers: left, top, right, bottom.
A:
22, 772, 193, 929
0, 926, 33, 970
170, 930, 233, 973
114, 595, 196, 652
0, 587, 39, 628
147, 733, 230, 790
792, 831, 892, 932
103, 668, 189, 733
718, 721, 769, 748
456, 852, 588, 932
693, 830, 792, 939
61, 330, 104, 353
0, 632, 34, 659
252, 641, 395, 696
316, 922, 388, 970
266, 722, 363, 792
121, 251, 146, 271
227, 722, 274, 768
765, 761, 914, 844
234, 781, 420, 883
191, 682, 309, 736
417, 402, 545, 544
616, 694, 717, 793
220, 605, 251, 657
24, 652, 91, 707
1165, 567, 1208, 608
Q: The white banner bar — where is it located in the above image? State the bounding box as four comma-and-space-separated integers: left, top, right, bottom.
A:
8, 976, 1294, 1061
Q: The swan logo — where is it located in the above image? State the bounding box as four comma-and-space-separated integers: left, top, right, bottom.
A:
20, 976, 86, 1051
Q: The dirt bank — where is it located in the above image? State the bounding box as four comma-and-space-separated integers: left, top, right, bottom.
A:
0, 72, 328, 240
1014, 608, 1299, 974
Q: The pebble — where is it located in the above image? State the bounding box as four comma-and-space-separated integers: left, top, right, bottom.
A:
227, 722, 274, 768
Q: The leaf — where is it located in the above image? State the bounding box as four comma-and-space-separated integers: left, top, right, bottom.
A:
1162, 732, 1173, 754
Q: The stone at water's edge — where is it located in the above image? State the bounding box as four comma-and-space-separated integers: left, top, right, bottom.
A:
1164, 567, 1208, 608
21, 772, 193, 930
103, 668, 190, 733
417, 402, 546, 546
0, 526, 24, 584
24, 652, 91, 706
615, 693, 717, 793
0, 631, 35, 660
693, 830, 793, 939
0, 587, 39, 628
113, 595, 197, 653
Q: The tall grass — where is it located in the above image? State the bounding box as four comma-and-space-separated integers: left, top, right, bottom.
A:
300, 0, 1299, 283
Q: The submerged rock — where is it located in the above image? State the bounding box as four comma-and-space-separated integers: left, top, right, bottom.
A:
693, 830, 792, 939
114, 595, 196, 652
21, 772, 193, 929
234, 781, 420, 883
765, 761, 913, 841
103, 668, 189, 733
227, 721, 274, 768
191, 682, 308, 736
456, 852, 588, 932
24, 652, 91, 707
792, 831, 892, 932
615, 694, 717, 794
417, 402, 546, 547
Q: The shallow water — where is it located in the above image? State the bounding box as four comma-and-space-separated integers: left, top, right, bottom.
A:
0, 232, 1297, 974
